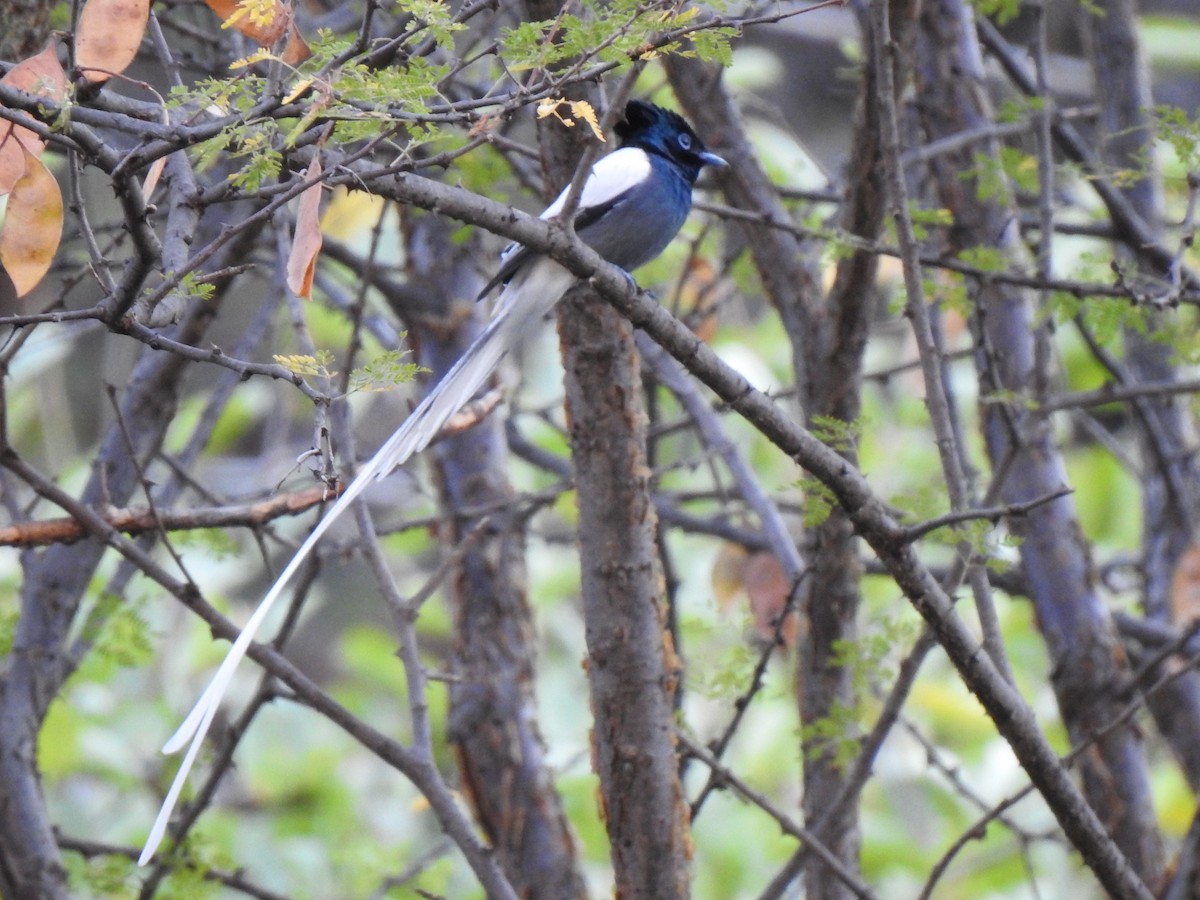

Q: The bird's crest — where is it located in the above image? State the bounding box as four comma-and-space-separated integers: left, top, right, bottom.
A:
616, 100, 694, 144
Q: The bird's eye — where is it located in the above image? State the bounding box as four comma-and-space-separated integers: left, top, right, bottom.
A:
677, 133, 693, 151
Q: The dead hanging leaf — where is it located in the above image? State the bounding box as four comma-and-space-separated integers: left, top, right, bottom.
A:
206, 0, 290, 48
678, 257, 726, 343
75, 0, 151, 83
1171, 544, 1200, 625
0, 149, 64, 297
1, 42, 67, 154
140, 105, 173, 201
281, 20, 312, 65
711, 543, 800, 649
286, 156, 323, 299
0, 42, 68, 194
141, 155, 167, 201
743, 552, 801, 648
206, 1, 308, 68
0, 130, 26, 198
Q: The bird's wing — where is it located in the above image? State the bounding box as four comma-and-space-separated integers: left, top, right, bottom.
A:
477, 148, 651, 299
141, 256, 577, 865
539, 146, 650, 220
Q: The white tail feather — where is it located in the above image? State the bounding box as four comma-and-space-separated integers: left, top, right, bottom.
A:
140, 259, 574, 865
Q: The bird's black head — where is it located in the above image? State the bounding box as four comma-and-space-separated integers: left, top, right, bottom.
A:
615, 100, 727, 182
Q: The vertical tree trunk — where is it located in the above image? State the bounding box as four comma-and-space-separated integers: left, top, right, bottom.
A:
1087, 0, 1200, 790
790, 2, 912, 891
666, 16, 916, 885
561, 293, 692, 899
519, 11, 692, 887
399, 215, 586, 899
1, 308, 206, 898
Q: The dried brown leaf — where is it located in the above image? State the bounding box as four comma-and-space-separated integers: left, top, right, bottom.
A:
0, 42, 68, 193
75, 0, 150, 83
744, 552, 799, 648
141, 155, 166, 201
206, 0, 290, 48
286, 156, 323, 299
0, 132, 26, 197
1171, 544, 1200, 625
281, 20, 312, 65
0, 149, 64, 297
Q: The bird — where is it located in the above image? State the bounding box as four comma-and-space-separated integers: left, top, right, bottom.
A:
139, 98, 726, 865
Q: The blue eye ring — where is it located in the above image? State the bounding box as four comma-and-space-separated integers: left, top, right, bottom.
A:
677, 133, 693, 151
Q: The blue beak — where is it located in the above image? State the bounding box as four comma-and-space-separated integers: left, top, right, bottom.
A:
699, 151, 728, 168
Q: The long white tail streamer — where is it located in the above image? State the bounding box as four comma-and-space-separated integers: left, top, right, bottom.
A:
140, 259, 575, 865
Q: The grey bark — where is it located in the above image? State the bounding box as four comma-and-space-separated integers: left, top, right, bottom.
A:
1087, 0, 1200, 791
398, 214, 586, 899
911, 0, 1163, 883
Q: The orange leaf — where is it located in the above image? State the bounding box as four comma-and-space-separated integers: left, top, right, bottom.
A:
281, 20, 312, 65
744, 552, 800, 648
1, 42, 67, 152
1171, 544, 1200, 625
0, 131, 26, 197
678, 257, 723, 342
141, 155, 167, 201
206, 0, 290, 48
0, 42, 68, 193
286, 156, 323, 299
0, 150, 64, 297
75, 0, 151, 83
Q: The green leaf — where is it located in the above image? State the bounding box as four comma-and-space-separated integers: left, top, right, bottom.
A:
971, 0, 1022, 25
800, 476, 837, 527
809, 413, 861, 453
691, 27, 738, 67
348, 347, 426, 393
956, 244, 1006, 273
907, 204, 953, 241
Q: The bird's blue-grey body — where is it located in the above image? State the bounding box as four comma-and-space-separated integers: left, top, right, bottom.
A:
140, 100, 725, 865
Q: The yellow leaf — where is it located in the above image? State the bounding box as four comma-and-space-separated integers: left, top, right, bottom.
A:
665, 6, 700, 23
536, 99, 605, 141
206, 0, 289, 47
536, 98, 566, 121
568, 100, 605, 142
74, 0, 150, 83
0, 150, 64, 297
282, 76, 316, 105
229, 49, 276, 70
319, 188, 385, 242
